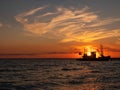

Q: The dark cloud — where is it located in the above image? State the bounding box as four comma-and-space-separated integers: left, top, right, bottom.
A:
105, 47, 120, 52
0, 52, 74, 56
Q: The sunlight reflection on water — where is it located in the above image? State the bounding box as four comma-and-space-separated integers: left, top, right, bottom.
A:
0, 59, 120, 90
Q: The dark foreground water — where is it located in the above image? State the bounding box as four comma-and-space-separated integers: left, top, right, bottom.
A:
0, 58, 120, 90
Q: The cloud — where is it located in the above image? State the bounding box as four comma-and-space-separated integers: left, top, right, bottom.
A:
15, 6, 46, 23
0, 51, 74, 56
0, 54, 36, 56
88, 18, 120, 27
0, 22, 3, 27
61, 29, 120, 42
15, 6, 120, 43
105, 46, 120, 52
116, 38, 120, 45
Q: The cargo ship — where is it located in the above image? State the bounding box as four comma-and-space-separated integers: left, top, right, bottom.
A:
76, 45, 111, 61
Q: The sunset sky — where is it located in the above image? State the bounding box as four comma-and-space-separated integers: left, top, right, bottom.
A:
0, 0, 120, 58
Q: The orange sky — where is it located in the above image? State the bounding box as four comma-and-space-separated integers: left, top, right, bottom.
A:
0, 44, 120, 58
0, 1, 120, 58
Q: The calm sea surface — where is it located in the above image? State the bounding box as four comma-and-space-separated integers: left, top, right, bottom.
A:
0, 58, 120, 90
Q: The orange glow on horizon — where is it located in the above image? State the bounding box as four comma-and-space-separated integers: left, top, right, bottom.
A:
0, 45, 120, 58
0, 51, 120, 58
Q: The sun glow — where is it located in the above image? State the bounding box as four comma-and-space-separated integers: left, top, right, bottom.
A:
87, 52, 91, 56
84, 45, 100, 58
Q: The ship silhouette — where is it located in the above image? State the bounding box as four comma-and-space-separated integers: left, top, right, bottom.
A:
76, 45, 111, 61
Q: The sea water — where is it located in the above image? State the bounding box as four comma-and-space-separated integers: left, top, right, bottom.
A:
0, 58, 120, 90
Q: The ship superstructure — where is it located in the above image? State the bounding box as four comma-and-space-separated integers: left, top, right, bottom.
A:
77, 45, 111, 61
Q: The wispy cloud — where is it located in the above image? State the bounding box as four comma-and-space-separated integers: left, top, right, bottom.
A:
0, 51, 74, 56
61, 29, 120, 42
15, 6, 120, 43
88, 18, 120, 27
15, 6, 46, 24
116, 38, 120, 45
105, 46, 120, 52
0, 22, 3, 28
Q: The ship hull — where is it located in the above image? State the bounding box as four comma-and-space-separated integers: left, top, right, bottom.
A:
76, 56, 110, 61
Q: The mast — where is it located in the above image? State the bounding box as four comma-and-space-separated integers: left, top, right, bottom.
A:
100, 45, 103, 57
84, 48, 85, 54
